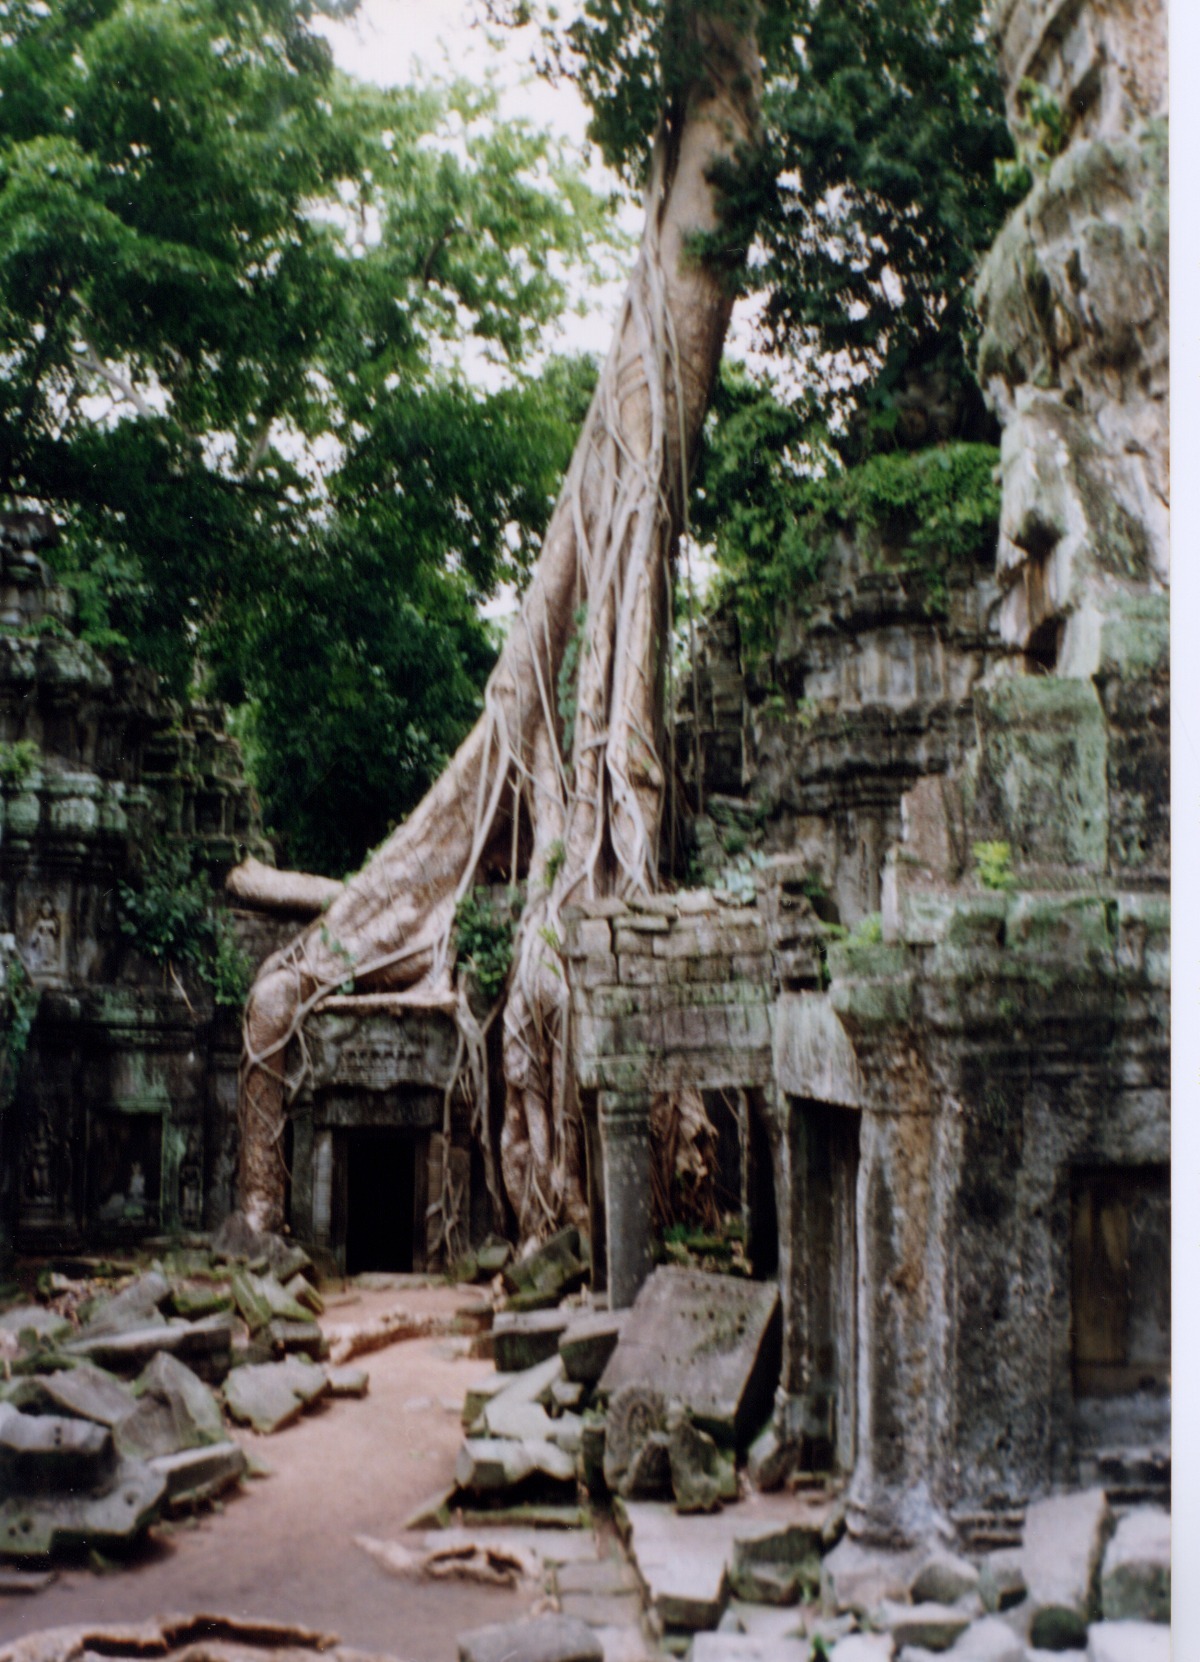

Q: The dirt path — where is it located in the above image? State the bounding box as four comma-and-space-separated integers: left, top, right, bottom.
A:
0, 1287, 545, 1660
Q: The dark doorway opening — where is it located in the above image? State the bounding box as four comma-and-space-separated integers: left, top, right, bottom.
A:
795, 1097, 860, 1473
1071, 1163, 1170, 1398
344, 1129, 416, 1274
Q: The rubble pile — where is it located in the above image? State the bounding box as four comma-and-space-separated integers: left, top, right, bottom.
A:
0, 1222, 371, 1561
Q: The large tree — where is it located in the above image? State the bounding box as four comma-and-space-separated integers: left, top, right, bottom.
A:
236, 0, 1018, 1242
0, 0, 604, 873
237, 0, 763, 1239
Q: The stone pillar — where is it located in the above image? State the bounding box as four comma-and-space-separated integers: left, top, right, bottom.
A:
598, 1090, 654, 1309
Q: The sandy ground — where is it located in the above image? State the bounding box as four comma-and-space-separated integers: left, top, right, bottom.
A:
0, 1286, 547, 1660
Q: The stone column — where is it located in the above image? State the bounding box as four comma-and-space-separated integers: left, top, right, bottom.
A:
598, 1090, 654, 1309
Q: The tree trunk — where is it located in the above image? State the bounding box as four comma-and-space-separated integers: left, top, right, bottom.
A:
236, 4, 761, 1240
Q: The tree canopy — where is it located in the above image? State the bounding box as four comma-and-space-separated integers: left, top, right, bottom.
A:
0, 0, 606, 871
511, 0, 1020, 454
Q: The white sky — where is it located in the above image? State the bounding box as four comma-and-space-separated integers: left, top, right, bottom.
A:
315, 0, 632, 364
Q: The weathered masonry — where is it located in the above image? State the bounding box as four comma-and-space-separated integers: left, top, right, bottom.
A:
0, 518, 270, 1258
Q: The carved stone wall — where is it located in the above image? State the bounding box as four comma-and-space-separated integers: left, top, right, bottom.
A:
0, 516, 271, 1256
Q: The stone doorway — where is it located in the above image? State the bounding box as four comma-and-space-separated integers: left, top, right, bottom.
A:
338, 1128, 422, 1275
793, 1097, 860, 1474
1070, 1163, 1170, 1452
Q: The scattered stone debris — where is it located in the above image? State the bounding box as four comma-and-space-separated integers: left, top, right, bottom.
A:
0, 1404, 166, 1559
502, 1229, 590, 1312
0, 1614, 383, 1662
598, 1268, 780, 1446
356, 1532, 540, 1588
457, 1614, 603, 1662
0, 1231, 376, 1566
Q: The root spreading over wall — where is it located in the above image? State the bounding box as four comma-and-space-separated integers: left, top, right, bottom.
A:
236, 8, 761, 1246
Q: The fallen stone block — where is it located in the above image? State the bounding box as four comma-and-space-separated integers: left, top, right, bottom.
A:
821, 1537, 924, 1614
937, 1615, 1024, 1662
458, 1614, 602, 1662
116, 1351, 225, 1460
0, 1565, 56, 1592
463, 1374, 513, 1426
744, 1424, 795, 1493
691, 1638, 808, 1661
1100, 1508, 1169, 1623
268, 1318, 327, 1359
326, 1366, 369, 1398
876, 1602, 972, 1653
0, 1407, 114, 1493
598, 1268, 780, 1447
503, 1228, 588, 1306
552, 1379, 585, 1412
168, 1283, 234, 1321
476, 1237, 514, 1279
493, 1310, 570, 1373
223, 1356, 329, 1434
150, 1440, 247, 1509
1086, 1621, 1171, 1662
977, 1548, 1025, 1613
669, 1405, 735, 1516
0, 1307, 72, 1344
7, 1362, 135, 1428
455, 1436, 575, 1493
1022, 1488, 1110, 1649
66, 1316, 233, 1383
482, 1398, 558, 1442
0, 1448, 165, 1559
618, 1499, 732, 1631
829, 1637, 896, 1662
605, 1385, 668, 1496
284, 1274, 324, 1317
729, 1520, 821, 1606
79, 1273, 170, 1338
559, 1311, 625, 1386
911, 1551, 980, 1606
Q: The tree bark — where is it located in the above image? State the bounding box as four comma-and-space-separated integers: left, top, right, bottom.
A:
237, 4, 761, 1239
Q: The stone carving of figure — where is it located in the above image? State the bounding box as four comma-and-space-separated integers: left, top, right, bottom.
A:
22, 1110, 56, 1212
25, 899, 62, 980
180, 1131, 203, 1228
127, 1160, 147, 1217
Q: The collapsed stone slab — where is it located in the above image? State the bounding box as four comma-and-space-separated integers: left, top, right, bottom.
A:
690, 1638, 808, 1661
116, 1352, 225, 1460
0, 1405, 165, 1559
65, 1316, 233, 1383
1022, 1488, 1110, 1649
1099, 1508, 1169, 1623
559, 1311, 625, 1386
222, 1356, 329, 1434
149, 1441, 247, 1509
457, 1615, 602, 1662
598, 1268, 780, 1447
493, 1310, 571, 1373
6, 1363, 135, 1428
1086, 1621, 1171, 1662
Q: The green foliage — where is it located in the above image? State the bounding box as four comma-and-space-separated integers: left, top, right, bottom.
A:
0, 954, 39, 1110
973, 840, 1016, 891
1015, 78, 1069, 165
696, 369, 1000, 655
453, 886, 518, 1004
0, 0, 607, 874
555, 604, 588, 767
533, 0, 1020, 453
318, 923, 356, 993
117, 842, 250, 1008
848, 911, 883, 947
660, 1215, 751, 1279
0, 739, 39, 787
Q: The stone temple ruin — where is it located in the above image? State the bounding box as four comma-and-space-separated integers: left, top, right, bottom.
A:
0, 0, 1170, 1634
